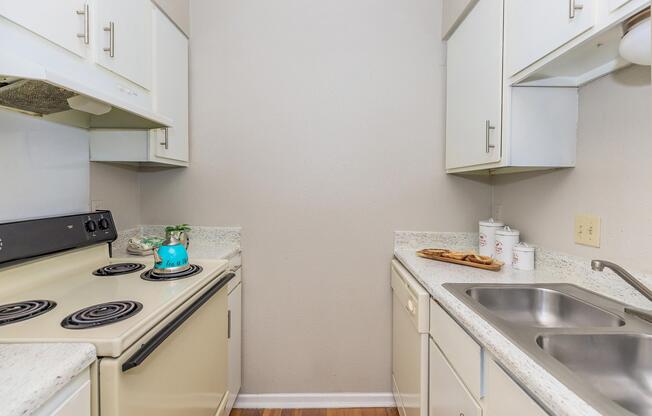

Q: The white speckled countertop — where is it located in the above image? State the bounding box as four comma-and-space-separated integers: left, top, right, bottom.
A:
112, 225, 242, 261
394, 231, 652, 416
0, 343, 95, 416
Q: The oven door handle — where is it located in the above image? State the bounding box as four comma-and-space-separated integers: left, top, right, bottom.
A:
122, 271, 236, 372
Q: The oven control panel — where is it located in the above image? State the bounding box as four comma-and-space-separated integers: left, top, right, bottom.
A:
0, 211, 118, 267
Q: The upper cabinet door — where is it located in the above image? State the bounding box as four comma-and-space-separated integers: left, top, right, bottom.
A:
95, 0, 153, 90
152, 6, 189, 162
445, 0, 503, 170
505, 0, 595, 77
0, 0, 90, 58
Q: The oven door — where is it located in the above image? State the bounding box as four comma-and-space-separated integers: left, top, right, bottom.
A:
99, 272, 234, 416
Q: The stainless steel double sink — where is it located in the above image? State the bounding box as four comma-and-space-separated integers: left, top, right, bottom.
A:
444, 283, 652, 416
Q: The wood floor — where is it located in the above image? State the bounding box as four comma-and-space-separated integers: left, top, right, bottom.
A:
231, 408, 399, 416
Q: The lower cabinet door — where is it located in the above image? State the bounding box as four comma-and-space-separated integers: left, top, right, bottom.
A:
429, 338, 482, 416
484, 359, 547, 416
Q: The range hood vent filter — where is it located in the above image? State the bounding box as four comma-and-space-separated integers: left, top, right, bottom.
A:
0, 79, 76, 115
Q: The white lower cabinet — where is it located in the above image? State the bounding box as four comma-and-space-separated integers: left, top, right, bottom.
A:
392, 264, 549, 416
33, 370, 91, 416
428, 298, 546, 416
484, 359, 547, 416
226, 273, 242, 415
429, 338, 482, 416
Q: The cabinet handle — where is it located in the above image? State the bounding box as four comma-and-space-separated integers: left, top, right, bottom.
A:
485, 120, 496, 153
76, 4, 89, 44
160, 128, 169, 149
228, 310, 231, 339
103, 22, 115, 57
569, 0, 584, 18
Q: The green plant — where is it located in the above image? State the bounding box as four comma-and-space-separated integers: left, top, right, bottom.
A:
165, 224, 191, 233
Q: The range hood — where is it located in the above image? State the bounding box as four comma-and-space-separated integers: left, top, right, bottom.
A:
0, 47, 171, 129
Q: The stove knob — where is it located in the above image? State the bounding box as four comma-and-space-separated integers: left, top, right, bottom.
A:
98, 218, 110, 230
85, 220, 97, 233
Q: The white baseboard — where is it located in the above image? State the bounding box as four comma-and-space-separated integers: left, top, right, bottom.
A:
234, 393, 396, 409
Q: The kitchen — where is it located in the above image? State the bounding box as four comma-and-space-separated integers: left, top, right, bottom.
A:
0, 0, 650, 415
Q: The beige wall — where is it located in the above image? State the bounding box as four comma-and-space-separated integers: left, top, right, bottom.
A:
89, 163, 142, 230
493, 65, 652, 271
153, 0, 190, 36
139, 0, 491, 393
441, 0, 477, 39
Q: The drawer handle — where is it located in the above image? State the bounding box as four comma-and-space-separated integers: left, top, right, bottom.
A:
569, 0, 584, 18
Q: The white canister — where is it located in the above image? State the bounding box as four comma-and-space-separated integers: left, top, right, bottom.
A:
495, 226, 520, 266
513, 243, 535, 270
479, 218, 505, 258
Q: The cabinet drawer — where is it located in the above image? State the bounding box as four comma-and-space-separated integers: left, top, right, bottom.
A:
430, 338, 482, 416
430, 299, 483, 400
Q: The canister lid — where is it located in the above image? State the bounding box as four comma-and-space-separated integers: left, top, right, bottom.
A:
479, 218, 505, 227
496, 226, 520, 236
513, 242, 535, 252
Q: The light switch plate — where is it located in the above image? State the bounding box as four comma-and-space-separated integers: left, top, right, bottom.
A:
575, 214, 601, 247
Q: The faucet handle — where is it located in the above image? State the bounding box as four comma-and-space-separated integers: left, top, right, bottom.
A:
591, 260, 605, 271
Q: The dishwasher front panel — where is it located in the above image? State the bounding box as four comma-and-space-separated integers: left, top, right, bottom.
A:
391, 259, 429, 416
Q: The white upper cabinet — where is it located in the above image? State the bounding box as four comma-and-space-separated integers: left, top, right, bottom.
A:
90, 4, 189, 167
608, 0, 639, 13
444, 0, 648, 174
152, 5, 189, 162
506, 0, 650, 86
445, 0, 503, 170
95, 0, 153, 90
505, 0, 595, 77
0, 0, 90, 58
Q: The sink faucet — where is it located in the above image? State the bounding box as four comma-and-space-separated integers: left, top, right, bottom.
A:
591, 260, 652, 323
591, 260, 652, 302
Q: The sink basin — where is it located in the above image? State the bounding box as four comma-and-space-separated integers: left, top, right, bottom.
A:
444, 283, 652, 415
466, 287, 625, 328
538, 333, 652, 416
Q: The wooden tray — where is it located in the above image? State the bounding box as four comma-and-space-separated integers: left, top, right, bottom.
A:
416, 249, 503, 271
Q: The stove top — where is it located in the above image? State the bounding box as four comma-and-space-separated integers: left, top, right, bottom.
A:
61, 301, 143, 329
0, 300, 56, 326
93, 263, 146, 276
0, 246, 228, 357
141, 264, 203, 281
0, 211, 229, 357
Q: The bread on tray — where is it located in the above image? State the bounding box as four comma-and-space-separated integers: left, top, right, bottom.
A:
416, 248, 499, 266
441, 251, 470, 260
